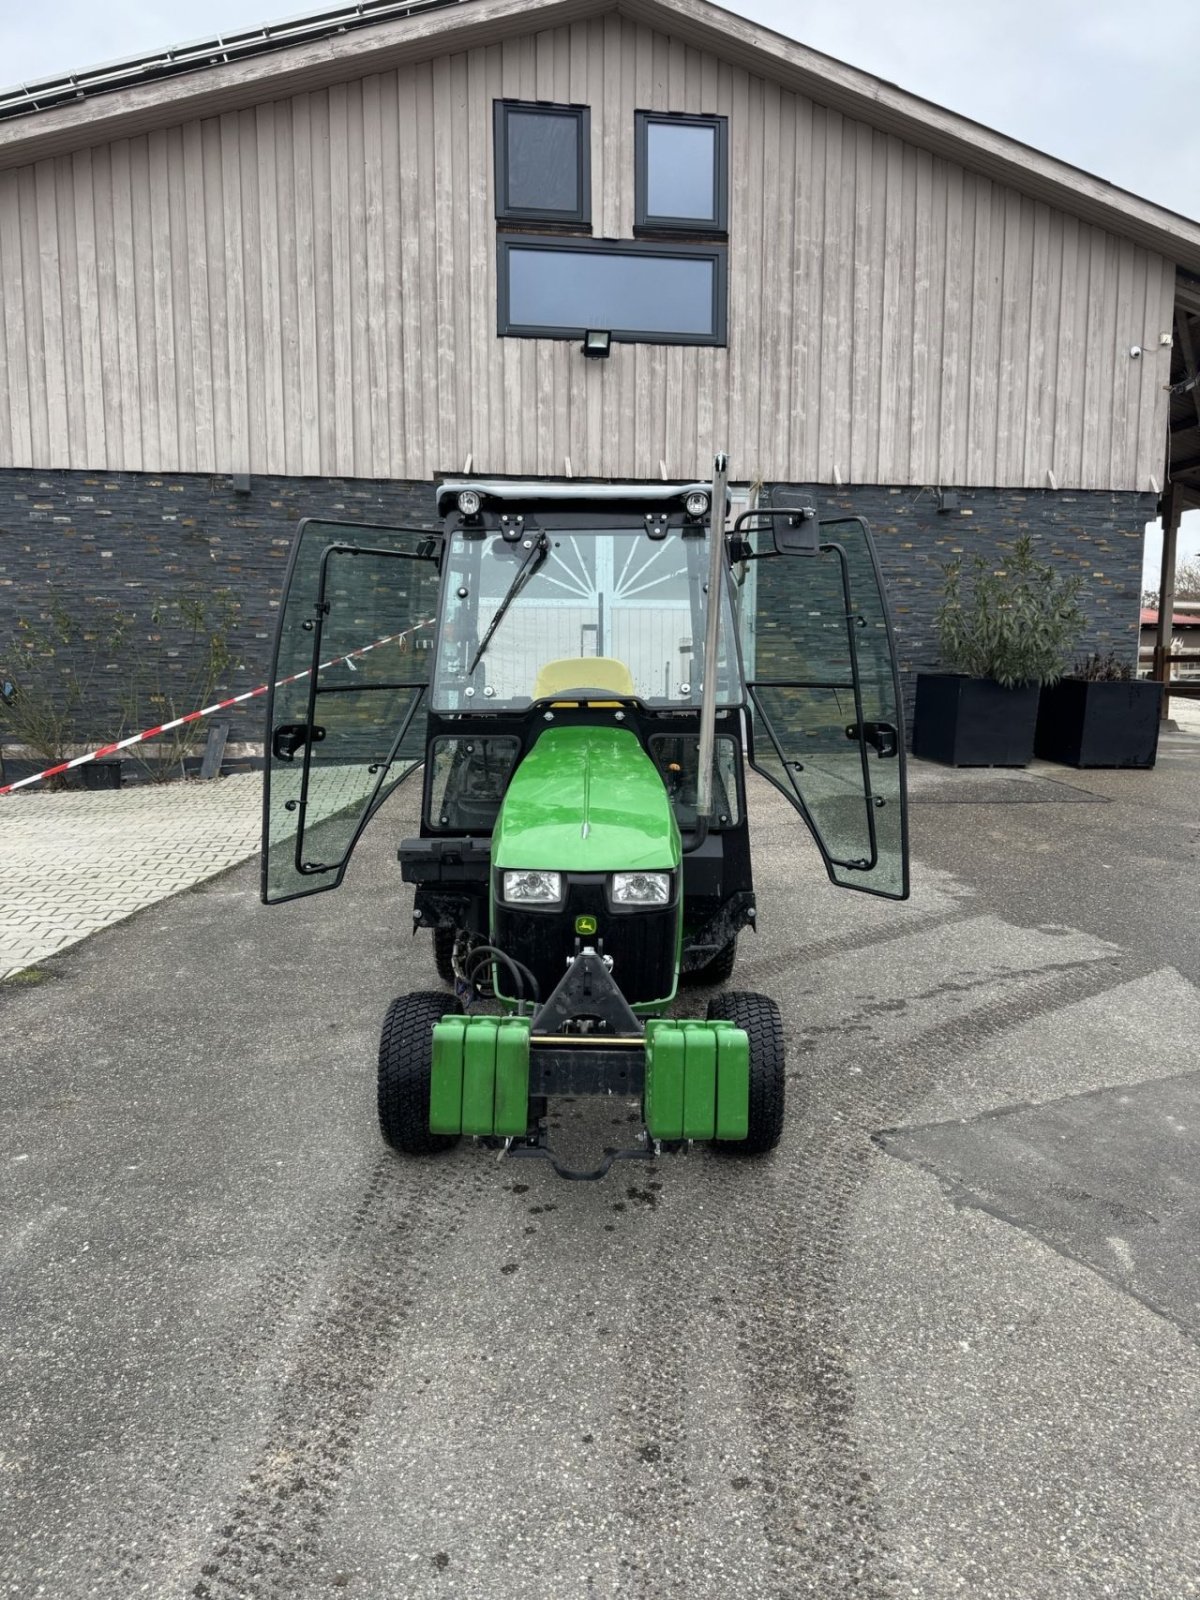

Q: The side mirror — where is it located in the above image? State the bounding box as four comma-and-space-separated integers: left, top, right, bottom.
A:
772, 507, 820, 557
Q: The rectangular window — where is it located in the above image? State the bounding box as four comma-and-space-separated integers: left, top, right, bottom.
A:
498, 235, 727, 346
635, 111, 728, 234
494, 101, 590, 227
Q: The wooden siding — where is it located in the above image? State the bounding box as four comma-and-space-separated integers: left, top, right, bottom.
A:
0, 13, 1177, 488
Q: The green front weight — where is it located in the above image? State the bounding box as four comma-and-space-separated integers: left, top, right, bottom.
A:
644, 1020, 749, 1142
430, 1015, 531, 1137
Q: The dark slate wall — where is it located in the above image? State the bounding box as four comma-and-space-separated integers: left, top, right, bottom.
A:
0, 469, 1153, 751
0, 469, 436, 746
765, 482, 1153, 725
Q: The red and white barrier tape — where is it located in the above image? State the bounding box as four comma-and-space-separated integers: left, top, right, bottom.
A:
0, 621, 431, 796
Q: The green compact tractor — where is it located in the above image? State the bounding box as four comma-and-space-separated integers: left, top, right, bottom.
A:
262, 459, 908, 1178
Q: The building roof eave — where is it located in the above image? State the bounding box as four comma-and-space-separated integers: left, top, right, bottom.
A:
1, 0, 1198, 272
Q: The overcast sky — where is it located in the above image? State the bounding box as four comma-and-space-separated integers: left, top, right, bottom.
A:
2, 0, 1197, 576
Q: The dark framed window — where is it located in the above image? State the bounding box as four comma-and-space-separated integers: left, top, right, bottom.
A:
494, 100, 591, 227
497, 234, 727, 346
635, 111, 728, 235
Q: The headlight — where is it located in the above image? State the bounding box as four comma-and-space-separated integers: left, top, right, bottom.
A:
611, 871, 671, 905
457, 489, 482, 517
685, 491, 710, 517
502, 869, 562, 904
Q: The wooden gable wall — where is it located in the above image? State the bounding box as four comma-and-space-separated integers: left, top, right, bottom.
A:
0, 11, 1176, 488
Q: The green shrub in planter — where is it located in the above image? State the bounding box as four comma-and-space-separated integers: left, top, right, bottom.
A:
914, 536, 1085, 767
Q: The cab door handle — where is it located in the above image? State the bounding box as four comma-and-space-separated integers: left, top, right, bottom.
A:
272, 722, 325, 762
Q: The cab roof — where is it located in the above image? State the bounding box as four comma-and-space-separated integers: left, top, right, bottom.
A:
436, 478, 724, 518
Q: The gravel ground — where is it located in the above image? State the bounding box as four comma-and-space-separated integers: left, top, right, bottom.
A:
3, 730, 1199, 1599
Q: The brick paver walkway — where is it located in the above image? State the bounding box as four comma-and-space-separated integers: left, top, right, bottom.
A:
0, 775, 262, 980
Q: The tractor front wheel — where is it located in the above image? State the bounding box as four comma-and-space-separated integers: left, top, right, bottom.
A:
378, 991, 462, 1154
706, 990, 785, 1154
681, 935, 737, 987
432, 927, 458, 986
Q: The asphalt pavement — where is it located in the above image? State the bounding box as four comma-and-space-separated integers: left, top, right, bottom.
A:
3, 722, 1200, 1599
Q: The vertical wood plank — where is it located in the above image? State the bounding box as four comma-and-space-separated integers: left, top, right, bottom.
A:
380, 71, 407, 475
254, 99, 288, 470
908, 148, 933, 483
0, 198, 11, 465
327, 84, 353, 475
362, 74, 391, 476
428, 59, 457, 474
164, 128, 195, 472
53, 155, 86, 468
183, 121, 215, 471
33, 161, 68, 467
1023, 201, 1053, 488
238, 109, 265, 473
203, 119, 230, 473
875, 136, 904, 481
1108, 236, 1136, 492
395, 67, 426, 475
109, 141, 142, 469
148, 131, 179, 469
449, 51, 475, 476
1052, 213, 1080, 486
797, 96, 823, 478
89, 146, 122, 471
128, 139, 161, 469
271, 98, 301, 475
291, 93, 321, 475
0, 170, 31, 466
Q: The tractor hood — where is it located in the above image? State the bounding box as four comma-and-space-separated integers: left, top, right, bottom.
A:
492, 726, 680, 873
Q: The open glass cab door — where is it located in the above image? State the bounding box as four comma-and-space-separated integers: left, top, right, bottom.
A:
261, 519, 441, 904
732, 497, 909, 900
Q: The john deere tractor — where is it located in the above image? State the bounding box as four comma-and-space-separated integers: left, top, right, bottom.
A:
262, 459, 908, 1178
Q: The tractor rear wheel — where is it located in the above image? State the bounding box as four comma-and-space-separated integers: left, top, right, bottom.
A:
433, 926, 457, 986
705, 990, 785, 1155
378, 991, 461, 1154
681, 935, 737, 987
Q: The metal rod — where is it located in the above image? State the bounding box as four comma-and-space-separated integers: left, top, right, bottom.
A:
1156, 483, 1181, 720
695, 452, 729, 821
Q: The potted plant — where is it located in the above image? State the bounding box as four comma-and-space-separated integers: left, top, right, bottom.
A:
914, 536, 1084, 766
1034, 649, 1163, 769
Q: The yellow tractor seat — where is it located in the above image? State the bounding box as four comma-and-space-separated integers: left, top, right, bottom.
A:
533, 656, 637, 706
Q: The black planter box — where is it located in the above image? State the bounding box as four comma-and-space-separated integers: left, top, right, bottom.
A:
81, 759, 123, 790
1034, 679, 1163, 769
913, 674, 1040, 767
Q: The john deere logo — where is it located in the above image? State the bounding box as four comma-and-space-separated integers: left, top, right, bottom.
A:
575, 914, 598, 936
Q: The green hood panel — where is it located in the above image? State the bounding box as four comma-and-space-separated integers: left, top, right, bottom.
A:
493, 726, 680, 872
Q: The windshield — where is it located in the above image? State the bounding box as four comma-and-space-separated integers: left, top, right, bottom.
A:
431, 526, 741, 711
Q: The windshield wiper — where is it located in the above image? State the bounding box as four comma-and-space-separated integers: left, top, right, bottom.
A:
466, 534, 549, 677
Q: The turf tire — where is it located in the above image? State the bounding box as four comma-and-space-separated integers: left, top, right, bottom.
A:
705, 989, 785, 1155
681, 935, 737, 987
378, 991, 462, 1154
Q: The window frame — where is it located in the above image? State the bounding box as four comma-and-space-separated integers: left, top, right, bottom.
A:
496, 233, 728, 347
634, 110, 729, 236
493, 99, 592, 229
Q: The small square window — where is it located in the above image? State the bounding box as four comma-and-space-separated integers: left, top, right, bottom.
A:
494, 100, 591, 227
635, 111, 728, 235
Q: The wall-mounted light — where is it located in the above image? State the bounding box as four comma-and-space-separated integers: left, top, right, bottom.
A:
936, 488, 960, 514
232, 472, 251, 495
582, 329, 612, 359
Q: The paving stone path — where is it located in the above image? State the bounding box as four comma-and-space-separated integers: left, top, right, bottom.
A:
0, 775, 261, 980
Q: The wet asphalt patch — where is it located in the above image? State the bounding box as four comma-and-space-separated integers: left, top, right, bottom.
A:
877, 1069, 1200, 1343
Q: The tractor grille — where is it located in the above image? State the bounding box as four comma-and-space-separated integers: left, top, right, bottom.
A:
494, 876, 676, 1007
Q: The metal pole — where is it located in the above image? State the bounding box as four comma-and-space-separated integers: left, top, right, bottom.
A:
1156, 485, 1181, 721
695, 452, 729, 820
